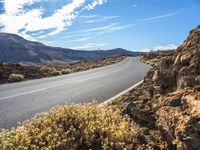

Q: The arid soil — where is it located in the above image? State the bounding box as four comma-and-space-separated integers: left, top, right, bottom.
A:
0, 56, 125, 84
122, 26, 200, 149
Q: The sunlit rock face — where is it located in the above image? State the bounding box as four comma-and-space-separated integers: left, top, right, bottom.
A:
124, 25, 200, 150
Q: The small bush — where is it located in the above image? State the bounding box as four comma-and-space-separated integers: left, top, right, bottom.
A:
50, 68, 62, 76
8, 73, 24, 82
61, 69, 71, 74
0, 103, 137, 149
39, 67, 52, 74
72, 67, 83, 72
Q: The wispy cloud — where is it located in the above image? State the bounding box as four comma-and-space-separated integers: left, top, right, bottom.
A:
69, 37, 92, 42
70, 43, 106, 50
53, 22, 133, 43
138, 44, 177, 52
152, 44, 177, 50
74, 22, 134, 34
108, 23, 134, 31
84, 0, 107, 10
0, 0, 107, 39
138, 12, 177, 22
81, 15, 119, 24
79, 15, 99, 19
79, 23, 119, 33
138, 6, 198, 22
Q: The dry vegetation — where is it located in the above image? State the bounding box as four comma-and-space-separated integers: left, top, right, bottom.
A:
0, 103, 138, 150
0, 56, 125, 84
8, 73, 24, 82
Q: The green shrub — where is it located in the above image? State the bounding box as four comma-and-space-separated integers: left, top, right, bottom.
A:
0, 103, 137, 149
8, 73, 24, 82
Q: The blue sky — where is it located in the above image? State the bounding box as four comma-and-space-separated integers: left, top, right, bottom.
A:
0, 0, 200, 51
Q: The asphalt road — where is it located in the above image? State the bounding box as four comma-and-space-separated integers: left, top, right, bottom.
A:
0, 57, 150, 129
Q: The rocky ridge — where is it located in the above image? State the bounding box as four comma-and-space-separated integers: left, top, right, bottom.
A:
123, 26, 200, 149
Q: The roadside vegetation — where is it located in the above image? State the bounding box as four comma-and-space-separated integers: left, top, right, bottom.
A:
8, 73, 24, 82
0, 103, 138, 150
0, 56, 125, 84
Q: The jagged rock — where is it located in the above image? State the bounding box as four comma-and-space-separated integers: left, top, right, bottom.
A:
177, 76, 196, 89
169, 98, 182, 107
152, 70, 160, 82
188, 64, 198, 75
159, 57, 172, 72
173, 54, 181, 66
123, 96, 134, 103
195, 75, 200, 83
123, 25, 200, 149
180, 54, 191, 66
179, 66, 189, 76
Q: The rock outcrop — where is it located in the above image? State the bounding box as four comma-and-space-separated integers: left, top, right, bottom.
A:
124, 26, 200, 149
139, 50, 175, 67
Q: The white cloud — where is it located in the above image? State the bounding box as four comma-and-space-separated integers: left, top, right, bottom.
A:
70, 43, 106, 50
137, 7, 197, 22
69, 37, 92, 42
84, 0, 107, 10
109, 23, 134, 31
138, 12, 177, 22
55, 22, 134, 42
79, 15, 98, 19
2, 0, 43, 15
76, 22, 133, 34
0, 0, 107, 39
79, 23, 119, 33
138, 44, 177, 52
81, 15, 119, 24
152, 44, 177, 50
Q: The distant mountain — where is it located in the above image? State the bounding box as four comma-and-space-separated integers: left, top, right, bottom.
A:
0, 33, 140, 64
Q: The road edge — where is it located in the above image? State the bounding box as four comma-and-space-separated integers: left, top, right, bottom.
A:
99, 80, 144, 107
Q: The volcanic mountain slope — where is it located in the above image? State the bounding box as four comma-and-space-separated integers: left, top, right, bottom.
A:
123, 25, 200, 149
0, 33, 139, 64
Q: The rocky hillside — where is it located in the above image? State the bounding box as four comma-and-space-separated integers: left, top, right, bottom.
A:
123, 25, 200, 149
0, 33, 140, 64
139, 50, 175, 66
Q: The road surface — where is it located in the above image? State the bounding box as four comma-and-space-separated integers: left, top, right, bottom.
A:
0, 57, 150, 129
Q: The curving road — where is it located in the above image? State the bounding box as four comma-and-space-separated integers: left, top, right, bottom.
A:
0, 57, 150, 129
